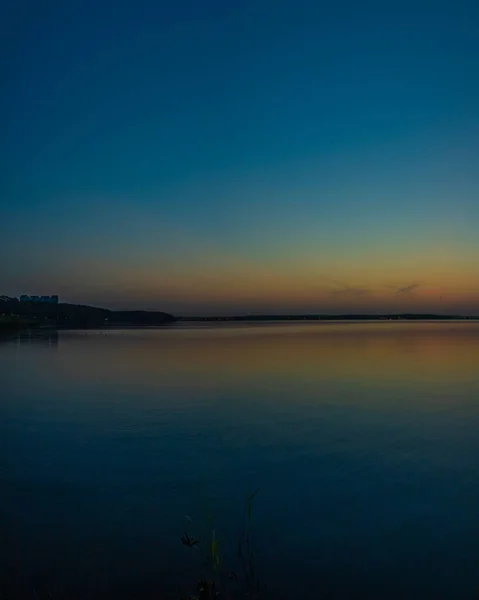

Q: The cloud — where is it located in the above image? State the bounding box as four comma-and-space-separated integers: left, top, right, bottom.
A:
330, 286, 370, 297
323, 278, 371, 298
394, 283, 420, 296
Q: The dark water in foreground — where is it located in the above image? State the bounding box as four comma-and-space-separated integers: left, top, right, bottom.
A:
1, 322, 479, 599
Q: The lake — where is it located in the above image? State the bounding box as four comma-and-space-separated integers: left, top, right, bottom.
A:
1, 322, 479, 599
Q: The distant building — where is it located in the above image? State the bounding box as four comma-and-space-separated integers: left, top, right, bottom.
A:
20, 295, 59, 304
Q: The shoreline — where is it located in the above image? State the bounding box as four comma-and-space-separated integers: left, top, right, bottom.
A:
178, 314, 478, 322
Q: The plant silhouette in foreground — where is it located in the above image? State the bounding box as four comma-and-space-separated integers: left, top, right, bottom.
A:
181, 490, 261, 600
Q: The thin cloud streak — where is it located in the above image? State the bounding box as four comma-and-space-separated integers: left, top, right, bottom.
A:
321, 277, 372, 298
395, 283, 420, 296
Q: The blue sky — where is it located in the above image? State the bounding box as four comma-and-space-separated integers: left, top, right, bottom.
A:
2, 0, 478, 314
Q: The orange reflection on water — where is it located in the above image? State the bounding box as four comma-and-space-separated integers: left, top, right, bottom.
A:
52, 323, 479, 397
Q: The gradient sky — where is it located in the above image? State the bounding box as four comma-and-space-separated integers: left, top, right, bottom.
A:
2, 0, 479, 315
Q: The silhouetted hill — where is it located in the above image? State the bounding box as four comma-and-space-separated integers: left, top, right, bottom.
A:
0, 300, 176, 328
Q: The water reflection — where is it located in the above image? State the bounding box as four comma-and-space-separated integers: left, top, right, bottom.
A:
1, 322, 479, 599
19, 329, 59, 348
56, 322, 479, 391
0, 329, 59, 349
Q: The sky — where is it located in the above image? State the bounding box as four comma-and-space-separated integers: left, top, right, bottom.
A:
2, 0, 479, 316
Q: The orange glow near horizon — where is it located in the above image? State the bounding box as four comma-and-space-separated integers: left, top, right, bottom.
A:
68, 248, 479, 315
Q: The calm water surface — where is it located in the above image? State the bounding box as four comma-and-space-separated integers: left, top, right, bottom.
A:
1, 322, 479, 599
